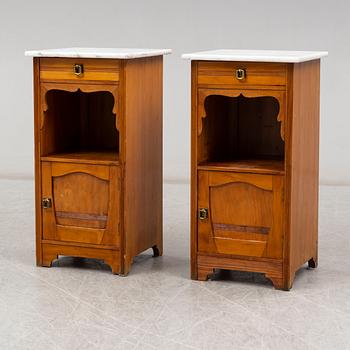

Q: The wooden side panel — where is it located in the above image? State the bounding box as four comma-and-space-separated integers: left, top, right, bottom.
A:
124, 56, 163, 272
286, 60, 320, 285
191, 61, 199, 279
33, 58, 43, 265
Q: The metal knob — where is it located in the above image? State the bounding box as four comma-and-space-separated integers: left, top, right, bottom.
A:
235, 68, 246, 80
199, 208, 209, 220
42, 198, 52, 209
73, 64, 84, 76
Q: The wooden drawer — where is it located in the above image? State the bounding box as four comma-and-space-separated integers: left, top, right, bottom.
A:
197, 61, 287, 87
197, 171, 284, 259
40, 58, 120, 83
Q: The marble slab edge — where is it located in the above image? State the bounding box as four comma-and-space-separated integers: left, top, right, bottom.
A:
181, 50, 328, 63
24, 48, 172, 59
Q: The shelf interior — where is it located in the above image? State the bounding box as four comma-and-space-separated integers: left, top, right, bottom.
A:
40, 89, 119, 158
198, 94, 285, 172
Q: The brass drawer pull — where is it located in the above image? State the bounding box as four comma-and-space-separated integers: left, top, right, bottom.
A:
199, 208, 209, 220
73, 64, 84, 76
235, 68, 246, 80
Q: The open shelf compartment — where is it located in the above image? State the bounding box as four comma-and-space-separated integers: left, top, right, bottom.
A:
197, 92, 285, 174
40, 89, 119, 164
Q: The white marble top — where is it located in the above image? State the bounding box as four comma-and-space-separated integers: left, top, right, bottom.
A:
25, 47, 172, 59
182, 49, 328, 63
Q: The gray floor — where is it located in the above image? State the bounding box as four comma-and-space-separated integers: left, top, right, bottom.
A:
0, 180, 350, 349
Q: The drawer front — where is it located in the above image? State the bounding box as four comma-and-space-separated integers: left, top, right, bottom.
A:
197, 171, 284, 259
197, 61, 287, 87
41, 161, 121, 246
40, 58, 120, 83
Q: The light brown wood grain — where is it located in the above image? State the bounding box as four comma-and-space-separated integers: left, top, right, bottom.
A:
284, 60, 320, 289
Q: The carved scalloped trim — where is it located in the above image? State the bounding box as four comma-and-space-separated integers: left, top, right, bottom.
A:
276, 104, 285, 141
40, 84, 119, 131
209, 180, 273, 192
52, 170, 109, 181
209, 172, 273, 191
198, 91, 285, 141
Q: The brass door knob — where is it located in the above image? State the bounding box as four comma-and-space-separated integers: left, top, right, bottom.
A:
42, 198, 52, 209
73, 64, 84, 76
199, 208, 209, 220
235, 68, 246, 80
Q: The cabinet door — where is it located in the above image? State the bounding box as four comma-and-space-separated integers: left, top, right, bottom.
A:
41, 161, 120, 246
197, 171, 284, 259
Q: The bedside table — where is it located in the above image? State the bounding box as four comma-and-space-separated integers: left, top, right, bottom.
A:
25, 47, 171, 275
183, 49, 327, 290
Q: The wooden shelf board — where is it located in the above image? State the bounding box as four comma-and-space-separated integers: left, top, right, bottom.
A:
41, 151, 120, 165
198, 159, 285, 175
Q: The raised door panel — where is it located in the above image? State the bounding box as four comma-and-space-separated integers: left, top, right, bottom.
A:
41, 161, 120, 246
197, 171, 284, 258
53, 172, 109, 229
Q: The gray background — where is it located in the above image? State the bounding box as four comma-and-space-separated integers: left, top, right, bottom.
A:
0, 0, 348, 183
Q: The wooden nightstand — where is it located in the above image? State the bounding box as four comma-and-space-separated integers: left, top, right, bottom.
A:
25, 48, 171, 275
183, 49, 327, 290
